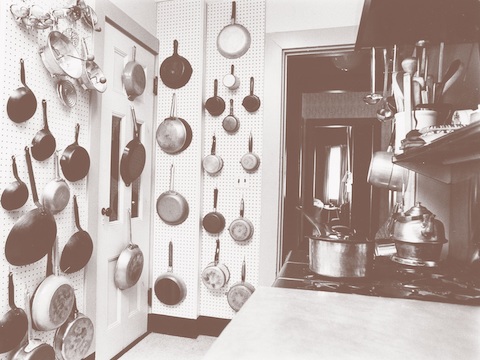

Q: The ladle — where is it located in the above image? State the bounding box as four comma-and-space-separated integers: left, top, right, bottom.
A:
363, 47, 382, 105
1, 156, 29, 211
376, 48, 394, 121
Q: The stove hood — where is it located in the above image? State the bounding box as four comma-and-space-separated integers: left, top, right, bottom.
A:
355, 0, 480, 49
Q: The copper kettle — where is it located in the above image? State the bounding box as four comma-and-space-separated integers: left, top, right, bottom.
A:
390, 202, 447, 244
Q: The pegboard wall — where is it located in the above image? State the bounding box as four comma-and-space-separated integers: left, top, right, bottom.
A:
153, 0, 265, 320
0, 1, 93, 358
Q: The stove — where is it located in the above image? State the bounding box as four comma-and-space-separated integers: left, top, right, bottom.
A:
273, 250, 480, 305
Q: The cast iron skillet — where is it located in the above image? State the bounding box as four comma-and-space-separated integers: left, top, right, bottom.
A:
1, 155, 29, 211
120, 106, 146, 186
31, 100, 56, 161
203, 187, 226, 234
5, 147, 57, 266
205, 79, 225, 116
160, 40, 192, 89
7, 58, 37, 123
60, 123, 90, 182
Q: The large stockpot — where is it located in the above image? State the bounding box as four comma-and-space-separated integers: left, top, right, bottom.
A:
302, 211, 375, 278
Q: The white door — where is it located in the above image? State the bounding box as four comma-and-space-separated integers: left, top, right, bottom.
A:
94, 22, 156, 359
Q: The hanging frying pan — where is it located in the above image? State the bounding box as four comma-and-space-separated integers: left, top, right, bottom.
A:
1, 155, 29, 211
31, 100, 56, 162
242, 77, 261, 112
203, 187, 226, 234
11, 290, 55, 360
217, 1, 251, 59
42, 151, 70, 215
5, 147, 57, 266
154, 241, 187, 306
60, 123, 90, 182
222, 99, 240, 134
114, 209, 144, 290
226, 258, 255, 312
31, 240, 75, 332
205, 79, 225, 116
122, 46, 146, 101
160, 40, 192, 89
240, 132, 260, 172
60, 195, 93, 274
228, 197, 254, 242
156, 164, 189, 225
7, 58, 37, 123
202, 134, 224, 175
53, 296, 94, 360
201, 239, 230, 290
0, 273, 28, 354
120, 106, 146, 186
156, 93, 192, 154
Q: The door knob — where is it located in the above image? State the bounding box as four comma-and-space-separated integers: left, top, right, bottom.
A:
101, 207, 112, 216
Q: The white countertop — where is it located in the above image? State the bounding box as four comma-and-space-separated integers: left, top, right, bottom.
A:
204, 286, 480, 360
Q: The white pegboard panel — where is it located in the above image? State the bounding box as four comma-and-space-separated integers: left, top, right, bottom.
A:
200, 0, 265, 319
152, 0, 205, 319
0, 1, 93, 357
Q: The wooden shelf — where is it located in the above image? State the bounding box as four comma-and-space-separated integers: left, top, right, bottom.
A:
393, 121, 480, 183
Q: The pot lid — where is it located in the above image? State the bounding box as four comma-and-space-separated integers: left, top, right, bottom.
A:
404, 202, 432, 217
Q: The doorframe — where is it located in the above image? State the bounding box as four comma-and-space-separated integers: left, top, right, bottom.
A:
84, 1, 158, 357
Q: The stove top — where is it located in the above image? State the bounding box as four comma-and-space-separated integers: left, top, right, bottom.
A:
273, 250, 480, 305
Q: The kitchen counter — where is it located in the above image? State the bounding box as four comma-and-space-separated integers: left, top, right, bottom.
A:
203, 286, 480, 360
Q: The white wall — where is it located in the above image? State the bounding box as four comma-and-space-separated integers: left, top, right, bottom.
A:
109, 0, 158, 35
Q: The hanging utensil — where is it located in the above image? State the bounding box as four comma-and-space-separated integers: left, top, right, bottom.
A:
217, 1, 251, 59
120, 105, 146, 187
114, 209, 144, 290
223, 64, 240, 90
1, 155, 29, 211
240, 132, 260, 172
227, 258, 255, 312
160, 40, 193, 89
202, 134, 224, 175
122, 46, 146, 101
229, 197, 254, 242
222, 99, 240, 134
202, 239, 230, 290
42, 151, 70, 215
7, 58, 37, 123
31, 99, 56, 161
60, 195, 93, 274
156, 164, 189, 225
154, 241, 187, 306
60, 123, 90, 182
202, 188, 226, 234
376, 48, 394, 122
5, 147, 57, 266
205, 79, 225, 116
0, 273, 28, 354
242, 77, 261, 112
363, 47, 382, 105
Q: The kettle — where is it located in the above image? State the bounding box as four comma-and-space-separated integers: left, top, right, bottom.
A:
390, 202, 447, 244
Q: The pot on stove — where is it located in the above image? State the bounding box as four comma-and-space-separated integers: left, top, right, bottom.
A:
390, 202, 447, 265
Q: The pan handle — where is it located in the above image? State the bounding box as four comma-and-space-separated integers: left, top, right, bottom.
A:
42, 99, 50, 131
11, 155, 21, 182
169, 164, 175, 191
170, 93, 177, 118
240, 197, 244, 218
213, 187, 219, 210
211, 134, 217, 155
8, 272, 17, 310
214, 239, 220, 265
213, 79, 218, 97
249, 77, 255, 95
131, 105, 140, 139
25, 146, 41, 208
20, 58, 27, 87
229, 99, 234, 116
73, 195, 84, 231
127, 208, 133, 246
168, 241, 173, 271
248, 132, 253, 153
230, 1, 236, 24
241, 257, 246, 283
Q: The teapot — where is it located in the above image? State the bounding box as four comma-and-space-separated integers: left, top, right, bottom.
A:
390, 202, 447, 244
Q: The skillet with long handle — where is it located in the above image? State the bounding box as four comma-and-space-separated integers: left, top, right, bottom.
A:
5, 147, 57, 266
60, 123, 90, 182
120, 105, 146, 186
7, 58, 37, 123
31, 99, 56, 161
156, 164, 189, 225
1, 155, 29, 211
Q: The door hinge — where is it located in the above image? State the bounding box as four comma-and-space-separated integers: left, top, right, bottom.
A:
148, 288, 152, 307
153, 76, 158, 96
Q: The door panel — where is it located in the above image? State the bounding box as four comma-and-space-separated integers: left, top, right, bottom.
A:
94, 22, 156, 359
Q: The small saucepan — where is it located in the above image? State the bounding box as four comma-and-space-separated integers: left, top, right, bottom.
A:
203, 187, 226, 234
7, 58, 37, 123
156, 164, 189, 225
1, 155, 29, 211
202, 134, 223, 175
242, 77, 261, 112
31, 100, 56, 162
42, 151, 70, 215
228, 197, 254, 242
205, 79, 225, 116
154, 241, 187, 306
222, 99, 240, 134
223, 64, 240, 90
240, 132, 260, 172
227, 258, 255, 312
202, 239, 230, 290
